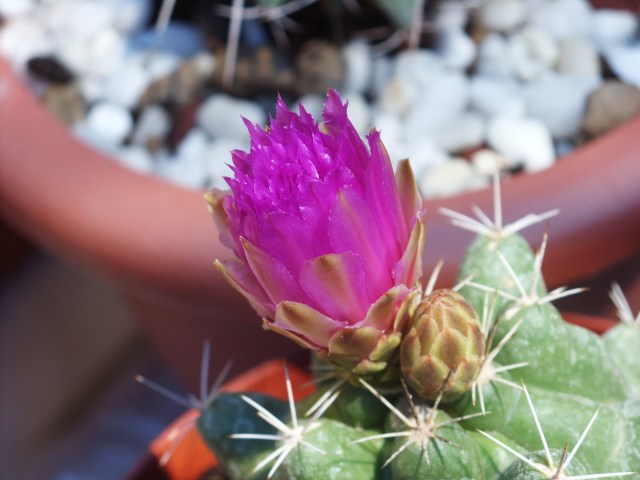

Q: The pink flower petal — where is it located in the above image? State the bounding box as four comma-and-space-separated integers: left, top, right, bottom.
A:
273, 301, 343, 347
300, 252, 369, 324
394, 159, 422, 229
214, 258, 273, 317
392, 214, 426, 287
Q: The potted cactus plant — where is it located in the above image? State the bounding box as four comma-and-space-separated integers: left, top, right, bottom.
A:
130, 91, 640, 479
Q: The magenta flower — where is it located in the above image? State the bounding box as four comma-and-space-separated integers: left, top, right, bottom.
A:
207, 90, 425, 375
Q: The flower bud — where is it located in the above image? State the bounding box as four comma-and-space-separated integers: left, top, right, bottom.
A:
400, 289, 484, 401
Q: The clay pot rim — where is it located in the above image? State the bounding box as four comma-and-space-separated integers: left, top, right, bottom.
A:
1, 58, 640, 309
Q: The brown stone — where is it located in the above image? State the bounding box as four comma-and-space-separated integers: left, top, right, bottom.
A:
582, 80, 640, 137
295, 39, 345, 96
41, 84, 86, 125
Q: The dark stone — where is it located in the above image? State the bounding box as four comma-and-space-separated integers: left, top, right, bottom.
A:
295, 39, 345, 96
27, 56, 75, 84
582, 80, 640, 137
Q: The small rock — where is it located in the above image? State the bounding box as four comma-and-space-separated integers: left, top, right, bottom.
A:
83, 101, 133, 145
295, 40, 345, 96
127, 21, 205, 58
554, 138, 576, 157
471, 148, 511, 176
229, 46, 295, 96
45, 0, 116, 38
525, 73, 600, 138
432, 112, 485, 153
0, 17, 52, 69
370, 55, 393, 99
399, 138, 450, 177
371, 112, 403, 159
604, 44, 640, 89
393, 49, 444, 88
206, 138, 245, 189
132, 104, 171, 151
296, 94, 325, 120
0, 0, 36, 17
529, 0, 593, 40
582, 80, 640, 137
438, 28, 476, 71
344, 93, 371, 136
404, 71, 470, 137
507, 26, 559, 81
156, 152, 208, 190
591, 9, 637, 50
557, 37, 600, 77
196, 94, 266, 140
110, 0, 154, 34
475, 33, 511, 78
475, 0, 525, 33
377, 75, 420, 118
343, 40, 373, 95
487, 115, 555, 172
41, 83, 86, 125
434, 6, 469, 30
27, 55, 74, 84
419, 158, 488, 199
470, 76, 525, 118
55, 27, 124, 78
116, 145, 155, 174
101, 59, 152, 108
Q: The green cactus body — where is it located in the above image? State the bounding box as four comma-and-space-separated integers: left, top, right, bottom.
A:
604, 323, 640, 397
299, 381, 394, 429
493, 303, 628, 402
497, 449, 589, 479
383, 408, 486, 479
468, 430, 527, 475
197, 393, 290, 480
273, 418, 384, 480
622, 399, 640, 471
458, 233, 543, 321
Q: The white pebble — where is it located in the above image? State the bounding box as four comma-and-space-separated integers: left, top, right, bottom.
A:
603, 45, 640, 89
470, 76, 525, 118
557, 37, 600, 77
507, 26, 559, 81
55, 28, 124, 78
0, 0, 36, 17
100, 60, 151, 108
400, 138, 450, 176
438, 28, 476, 71
116, 145, 155, 174
393, 49, 445, 88
475, 0, 526, 33
475, 33, 511, 78
156, 153, 208, 190
591, 9, 637, 50
297, 94, 325, 120
419, 158, 488, 199
378, 76, 420, 118
177, 129, 209, 159
432, 112, 485, 153
487, 115, 555, 172
529, 0, 593, 40
0, 18, 52, 70
206, 138, 245, 189
344, 93, 371, 135
197, 94, 266, 140
404, 71, 470, 137
83, 101, 133, 146
343, 40, 373, 95
525, 73, 600, 138
110, 0, 154, 34
132, 104, 171, 147
471, 148, 511, 176
45, 1, 116, 38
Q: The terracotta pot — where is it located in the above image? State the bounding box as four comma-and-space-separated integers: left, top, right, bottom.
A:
1, 57, 639, 389
127, 312, 619, 479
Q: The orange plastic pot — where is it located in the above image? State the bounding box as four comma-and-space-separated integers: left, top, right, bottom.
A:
1, 57, 639, 390
127, 313, 618, 480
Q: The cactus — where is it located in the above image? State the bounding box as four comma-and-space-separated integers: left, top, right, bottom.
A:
193, 91, 640, 479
